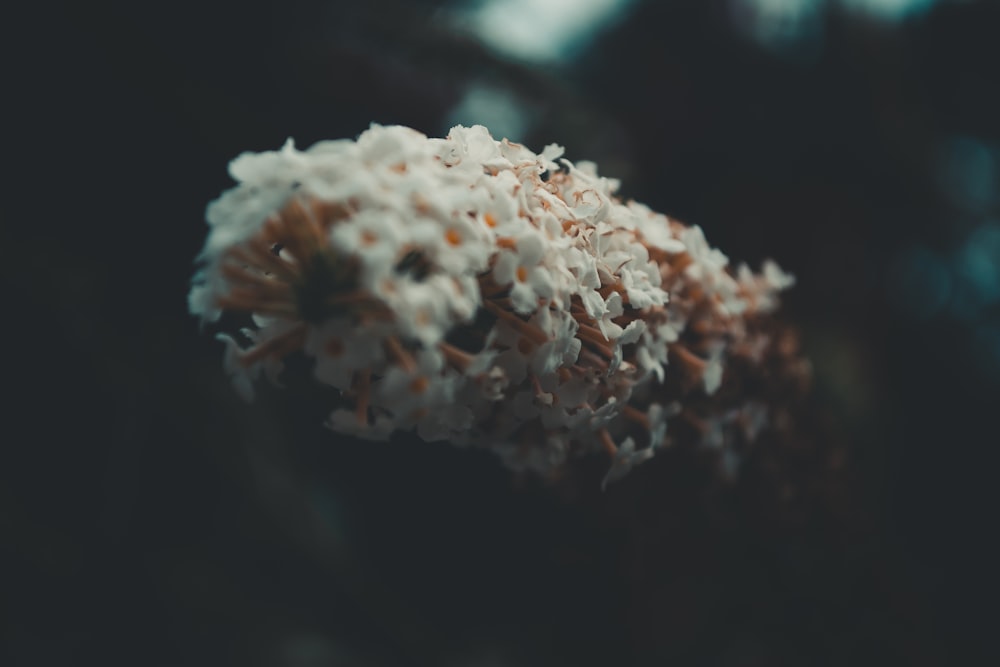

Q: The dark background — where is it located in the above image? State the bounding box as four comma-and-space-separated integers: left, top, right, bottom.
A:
6, 0, 1000, 664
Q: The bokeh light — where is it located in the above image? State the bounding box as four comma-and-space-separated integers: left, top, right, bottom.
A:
452, 0, 639, 63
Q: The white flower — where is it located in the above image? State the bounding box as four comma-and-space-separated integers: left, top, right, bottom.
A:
736, 259, 796, 314
594, 292, 625, 340
356, 123, 431, 167
628, 201, 687, 254
479, 366, 509, 401
601, 437, 655, 491
619, 320, 646, 345
763, 259, 795, 290
329, 209, 408, 286
305, 318, 386, 392
492, 231, 556, 314
529, 308, 581, 375
215, 332, 259, 402
193, 122, 797, 488
442, 124, 510, 171
702, 344, 726, 395
373, 348, 454, 423
647, 401, 681, 449
586, 398, 621, 431
635, 343, 666, 383
620, 260, 668, 310
388, 280, 453, 347
555, 376, 594, 409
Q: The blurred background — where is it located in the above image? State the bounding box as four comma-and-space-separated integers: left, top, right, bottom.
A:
6, 0, 1000, 664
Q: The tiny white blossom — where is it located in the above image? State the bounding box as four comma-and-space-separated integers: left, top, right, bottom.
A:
215, 333, 258, 402
192, 123, 797, 488
647, 401, 682, 449
492, 231, 556, 314
601, 437, 655, 491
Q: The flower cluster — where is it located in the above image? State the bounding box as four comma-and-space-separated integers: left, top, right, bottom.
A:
190, 124, 800, 487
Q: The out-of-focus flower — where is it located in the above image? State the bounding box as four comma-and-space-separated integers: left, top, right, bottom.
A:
190, 124, 804, 487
